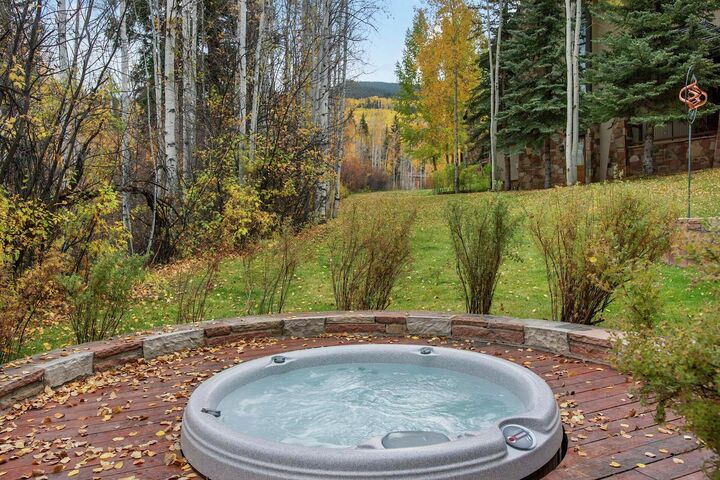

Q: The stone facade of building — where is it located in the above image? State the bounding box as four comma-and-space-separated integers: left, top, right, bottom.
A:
500, 121, 720, 190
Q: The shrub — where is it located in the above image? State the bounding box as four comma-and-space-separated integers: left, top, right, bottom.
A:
329, 201, 416, 310
242, 224, 304, 314
620, 269, 664, 329
0, 252, 63, 362
432, 164, 490, 194
615, 318, 720, 478
447, 198, 520, 314
529, 186, 674, 324
175, 253, 221, 324
61, 252, 146, 343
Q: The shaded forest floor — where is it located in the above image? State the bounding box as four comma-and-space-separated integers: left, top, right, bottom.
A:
25, 169, 720, 356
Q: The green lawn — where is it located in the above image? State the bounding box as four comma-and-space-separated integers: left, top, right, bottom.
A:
25, 169, 720, 356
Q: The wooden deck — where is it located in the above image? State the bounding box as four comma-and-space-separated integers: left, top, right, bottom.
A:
0, 335, 711, 480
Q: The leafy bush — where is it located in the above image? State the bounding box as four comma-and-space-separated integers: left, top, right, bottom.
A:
341, 158, 391, 192
329, 201, 416, 310
620, 269, 664, 329
61, 252, 146, 343
447, 198, 520, 314
615, 317, 720, 478
432, 164, 490, 194
529, 186, 674, 324
0, 253, 63, 362
175, 254, 221, 324
242, 224, 304, 314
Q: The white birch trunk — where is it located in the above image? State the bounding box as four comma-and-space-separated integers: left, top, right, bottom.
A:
564, 0, 575, 186
57, 0, 69, 73
120, 0, 133, 252
493, 1, 503, 190
571, 0, 581, 184
332, 0, 349, 218
486, 2, 496, 191
182, 0, 196, 184
248, 0, 267, 162
164, 0, 179, 196
314, 0, 331, 222
236, 0, 248, 180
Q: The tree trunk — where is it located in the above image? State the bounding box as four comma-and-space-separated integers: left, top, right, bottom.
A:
643, 126, 654, 175
332, 0, 349, 219
57, 0, 69, 73
585, 129, 592, 184
164, 0, 179, 197
571, 0, 581, 185
236, 0, 247, 181
485, 3, 496, 191
564, 0, 575, 186
713, 111, 720, 168
543, 141, 552, 189
314, 0, 331, 222
504, 154, 511, 190
248, 0, 266, 163
453, 66, 460, 194
182, 0, 197, 185
120, 0, 133, 252
486, 1, 504, 192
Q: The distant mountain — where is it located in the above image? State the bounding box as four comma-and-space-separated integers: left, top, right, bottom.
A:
346, 81, 400, 99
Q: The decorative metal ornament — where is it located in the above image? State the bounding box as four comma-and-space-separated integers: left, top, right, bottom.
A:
679, 67, 708, 218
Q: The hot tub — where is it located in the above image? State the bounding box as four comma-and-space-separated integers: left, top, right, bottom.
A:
181, 344, 565, 479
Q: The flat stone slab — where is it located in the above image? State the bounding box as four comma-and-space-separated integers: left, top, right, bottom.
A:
326, 313, 375, 324
143, 328, 204, 359
284, 317, 326, 337
406, 316, 451, 336
42, 352, 93, 387
225, 317, 284, 334
524, 326, 569, 353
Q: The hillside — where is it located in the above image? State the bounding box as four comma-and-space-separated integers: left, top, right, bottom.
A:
24, 169, 720, 355
346, 81, 400, 99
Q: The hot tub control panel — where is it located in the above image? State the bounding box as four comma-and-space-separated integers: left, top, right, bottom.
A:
502, 425, 535, 450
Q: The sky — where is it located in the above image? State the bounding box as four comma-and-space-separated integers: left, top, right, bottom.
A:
355, 0, 424, 83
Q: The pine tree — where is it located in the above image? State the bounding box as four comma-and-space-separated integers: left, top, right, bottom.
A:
588, 0, 720, 175
498, 0, 566, 188
395, 9, 430, 164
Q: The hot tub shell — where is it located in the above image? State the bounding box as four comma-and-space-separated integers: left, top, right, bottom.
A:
181, 344, 564, 480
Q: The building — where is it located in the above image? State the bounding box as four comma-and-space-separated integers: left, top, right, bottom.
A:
496, 11, 720, 190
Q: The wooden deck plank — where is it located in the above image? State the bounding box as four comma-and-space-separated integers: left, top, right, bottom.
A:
0, 335, 711, 480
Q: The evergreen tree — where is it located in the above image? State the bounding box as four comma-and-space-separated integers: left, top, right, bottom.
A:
466, 47, 491, 160
359, 112, 370, 137
498, 0, 566, 188
395, 9, 431, 166
588, 0, 720, 174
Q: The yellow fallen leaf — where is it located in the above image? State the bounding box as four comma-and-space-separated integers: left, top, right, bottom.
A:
636, 463, 646, 468
672, 458, 684, 464
609, 461, 621, 468
68, 470, 79, 477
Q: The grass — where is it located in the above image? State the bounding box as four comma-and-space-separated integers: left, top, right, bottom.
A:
24, 169, 720, 356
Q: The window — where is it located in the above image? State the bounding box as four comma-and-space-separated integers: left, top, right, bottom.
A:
626, 114, 718, 146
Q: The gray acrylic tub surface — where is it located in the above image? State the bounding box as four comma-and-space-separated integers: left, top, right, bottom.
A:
181, 344, 563, 480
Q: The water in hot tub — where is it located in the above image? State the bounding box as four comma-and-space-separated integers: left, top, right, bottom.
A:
216, 362, 526, 448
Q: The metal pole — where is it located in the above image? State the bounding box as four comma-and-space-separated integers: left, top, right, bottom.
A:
679, 67, 707, 219
688, 121, 692, 218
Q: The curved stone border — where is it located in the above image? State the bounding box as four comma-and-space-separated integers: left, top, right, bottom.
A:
0, 311, 614, 410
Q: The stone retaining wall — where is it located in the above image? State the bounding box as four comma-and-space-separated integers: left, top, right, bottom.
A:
0, 311, 615, 410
